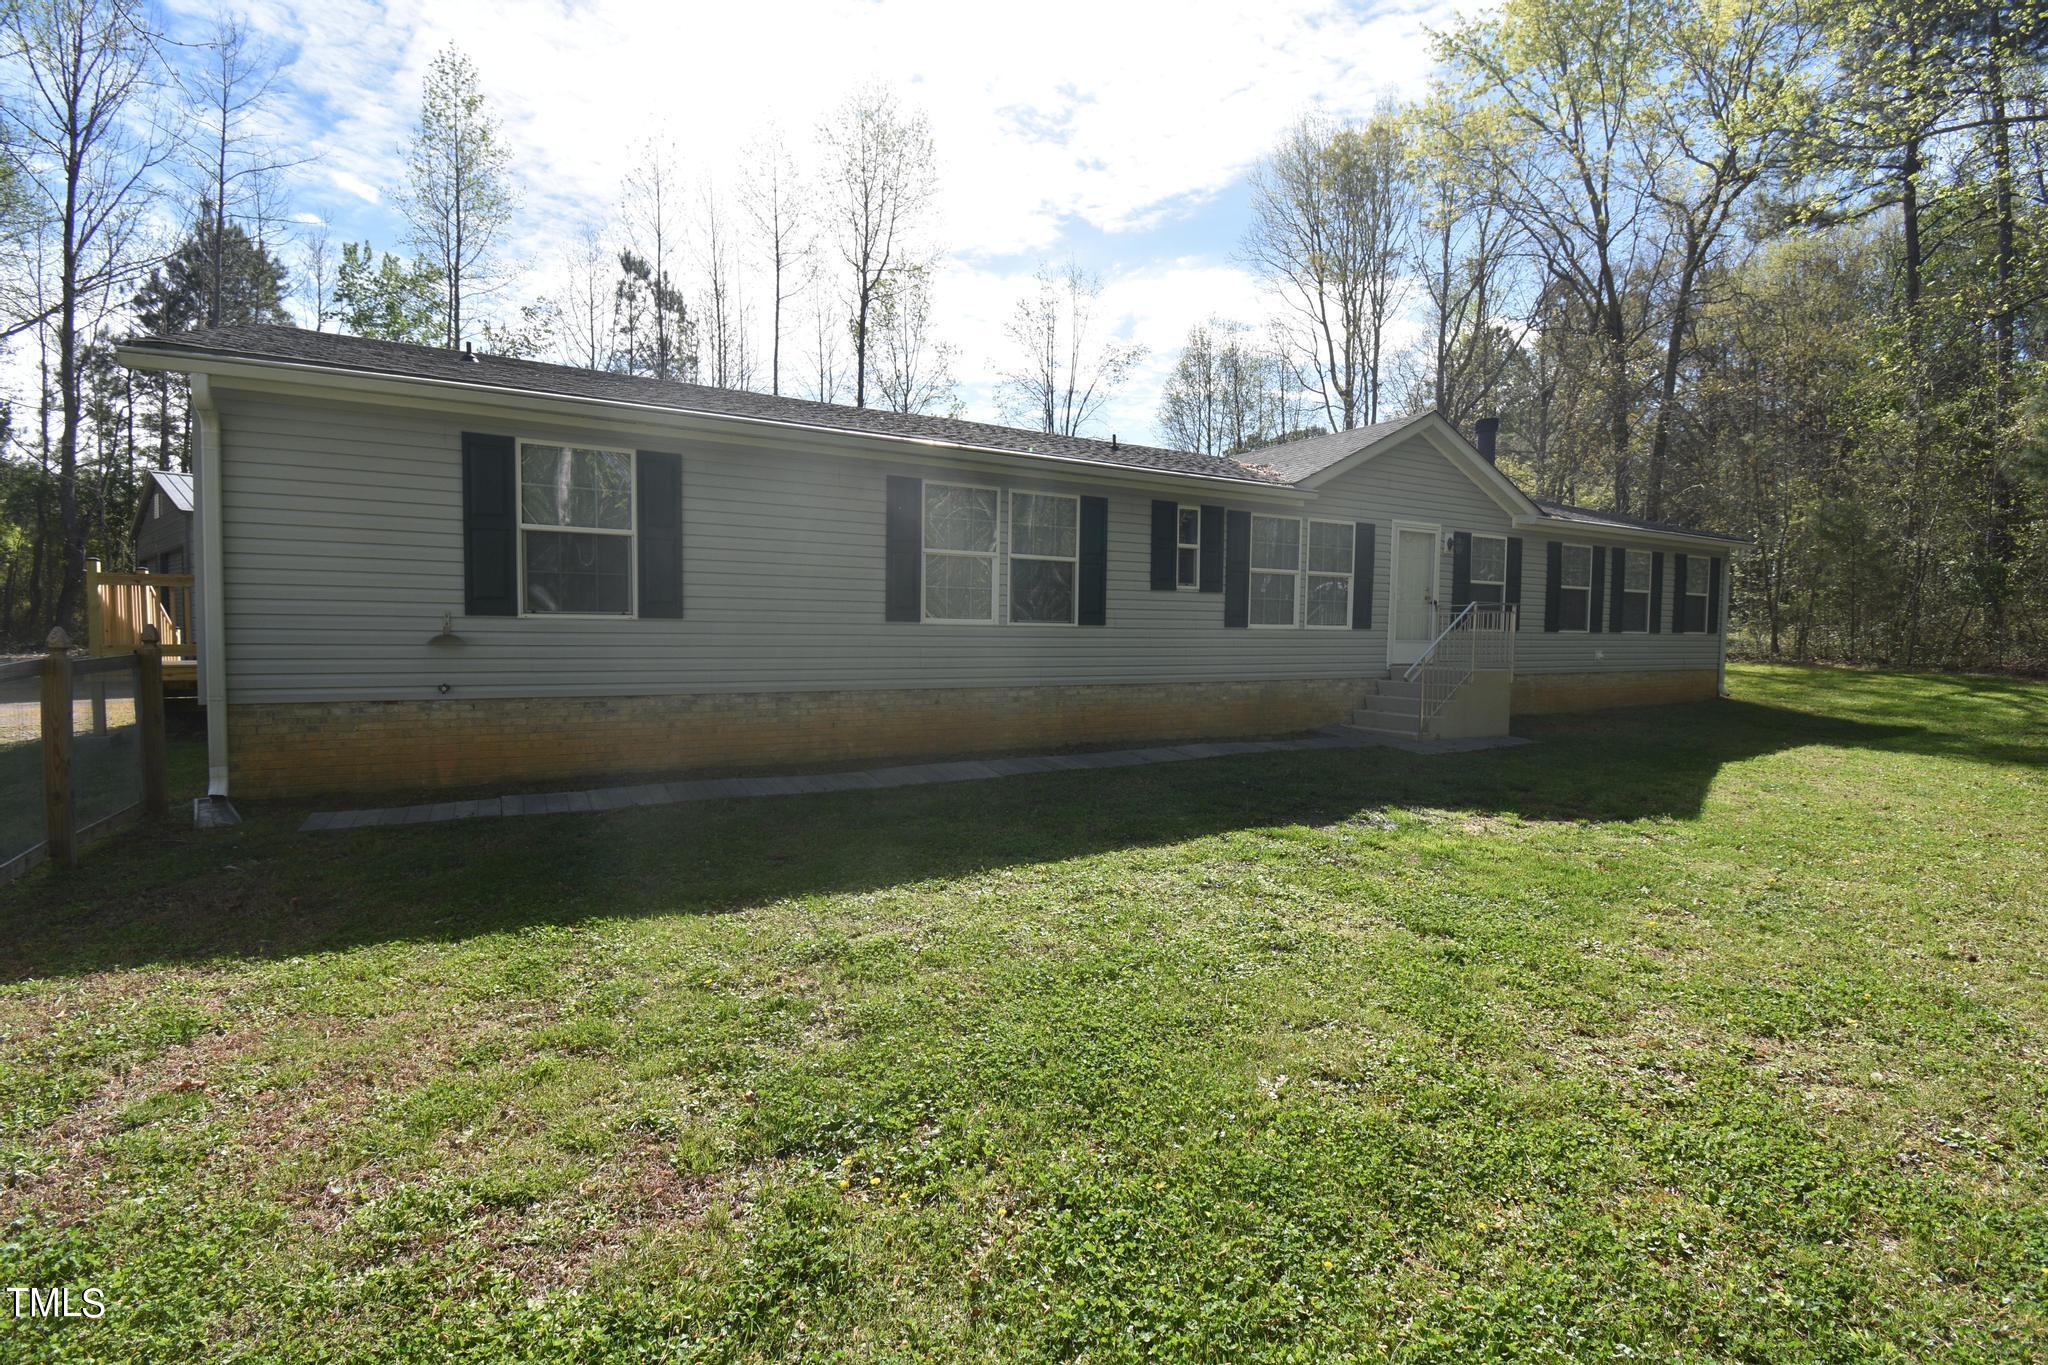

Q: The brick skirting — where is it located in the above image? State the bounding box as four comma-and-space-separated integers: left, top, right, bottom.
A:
1511, 668, 1720, 715
226, 678, 1371, 798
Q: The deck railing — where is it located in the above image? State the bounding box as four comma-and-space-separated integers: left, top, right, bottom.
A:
1400, 603, 1517, 730
87, 561, 195, 661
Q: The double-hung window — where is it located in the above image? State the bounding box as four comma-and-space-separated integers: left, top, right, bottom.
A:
1682, 559, 1709, 632
1249, 515, 1302, 627
922, 482, 1001, 623
519, 442, 634, 615
1621, 550, 1651, 631
1009, 491, 1079, 624
1557, 543, 1593, 631
1305, 520, 1355, 627
1469, 534, 1507, 606
1176, 506, 1201, 588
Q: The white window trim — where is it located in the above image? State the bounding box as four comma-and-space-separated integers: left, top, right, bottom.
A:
1469, 532, 1508, 606
1683, 558, 1710, 632
516, 439, 639, 620
1305, 519, 1355, 630
1175, 504, 1201, 590
1008, 489, 1081, 627
920, 479, 1002, 626
1248, 513, 1304, 630
1619, 549, 1651, 632
1557, 542, 1594, 634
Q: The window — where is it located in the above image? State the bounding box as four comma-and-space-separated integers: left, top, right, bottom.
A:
1305, 521, 1354, 628
1621, 550, 1651, 631
1469, 534, 1506, 606
152, 491, 164, 519
1249, 515, 1302, 627
1176, 506, 1201, 589
1009, 491, 1079, 624
519, 442, 634, 615
1558, 543, 1592, 631
1682, 558, 1709, 632
923, 482, 1000, 623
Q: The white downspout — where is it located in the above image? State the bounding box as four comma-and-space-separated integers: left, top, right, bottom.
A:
192, 374, 230, 795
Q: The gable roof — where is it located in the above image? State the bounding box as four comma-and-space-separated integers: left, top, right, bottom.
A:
145, 468, 193, 513
1230, 415, 1426, 482
122, 325, 1293, 488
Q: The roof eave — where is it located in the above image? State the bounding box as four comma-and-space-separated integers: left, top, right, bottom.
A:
116, 341, 1308, 499
1512, 510, 1752, 550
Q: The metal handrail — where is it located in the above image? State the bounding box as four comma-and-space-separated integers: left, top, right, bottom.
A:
1401, 602, 1477, 683
1399, 602, 1518, 732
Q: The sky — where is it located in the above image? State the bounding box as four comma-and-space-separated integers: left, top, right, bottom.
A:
154, 0, 1470, 446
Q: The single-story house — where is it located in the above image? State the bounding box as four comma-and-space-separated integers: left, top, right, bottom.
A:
116, 325, 1744, 800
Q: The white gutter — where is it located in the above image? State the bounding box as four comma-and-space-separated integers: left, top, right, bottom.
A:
190, 374, 230, 796
115, 344, 1310, 502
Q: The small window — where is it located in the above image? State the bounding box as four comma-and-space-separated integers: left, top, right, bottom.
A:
923, 482, 1000, 623
1305, 520, 1354, 628
152, 491, 164, 519
519, 442, 634, 615
1009, 491, 1079, 625
1469, 534, 1506, 606
1558, 544, 1592, 631
1249, 515, 1302, 627
1175, 506, 1200, 589
1682, 559, 1709, 632
1622, 550, 1650, 631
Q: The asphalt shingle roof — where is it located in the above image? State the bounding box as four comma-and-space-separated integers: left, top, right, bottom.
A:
125, 325, 1292, 486
1228, 414, 1428, 482
1535, 500, 1748, 545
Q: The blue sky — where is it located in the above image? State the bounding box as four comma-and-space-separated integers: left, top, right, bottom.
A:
158, 0, 1467, 444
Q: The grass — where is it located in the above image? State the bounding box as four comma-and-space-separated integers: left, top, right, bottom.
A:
0, 663, 2042, 1362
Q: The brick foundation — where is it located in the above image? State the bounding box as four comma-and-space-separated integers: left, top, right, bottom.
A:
226, 678, 1371, 799
1511, 669, 1720, 715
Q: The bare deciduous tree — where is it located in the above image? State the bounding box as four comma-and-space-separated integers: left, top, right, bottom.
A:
997, 259, 1143, 437
740, 127, 808, 396
619, 136, 690, 379
552, 223, 616, 369
696, 183, 751, 389
819, 85, 935, 408
400, 44, 513, 348
872, 263, 958, 416
2, 0, 169, 631
179, 10, 298, 327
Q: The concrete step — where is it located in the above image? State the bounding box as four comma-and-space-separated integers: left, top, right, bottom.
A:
1350, 704, 1424, 735
1341, 719, 1423, 739
1371, 678, 1426, 702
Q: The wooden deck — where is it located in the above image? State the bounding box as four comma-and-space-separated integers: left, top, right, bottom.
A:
88, 563, 196, 693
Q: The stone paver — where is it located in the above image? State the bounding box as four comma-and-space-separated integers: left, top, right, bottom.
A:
297, 727, 1532, 833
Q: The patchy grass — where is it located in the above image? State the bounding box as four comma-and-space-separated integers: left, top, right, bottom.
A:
0, 664, 2042, 1362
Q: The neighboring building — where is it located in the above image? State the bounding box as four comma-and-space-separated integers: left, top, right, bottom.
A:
117, 326, 1743, 800
133, 468, 193, 575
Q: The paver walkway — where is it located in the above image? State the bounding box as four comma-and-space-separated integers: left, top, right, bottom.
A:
298, 727, 1530, 833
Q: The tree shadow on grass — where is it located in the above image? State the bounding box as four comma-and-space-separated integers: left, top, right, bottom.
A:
0, 682, 2033, 984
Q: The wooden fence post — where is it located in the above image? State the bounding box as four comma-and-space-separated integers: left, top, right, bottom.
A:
138, 624, 169, 819
42, 628, 74, 869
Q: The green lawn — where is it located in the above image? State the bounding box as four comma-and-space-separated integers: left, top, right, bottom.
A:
1, 665, 2043, 1362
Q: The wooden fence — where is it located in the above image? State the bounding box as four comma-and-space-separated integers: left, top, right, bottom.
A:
0, 627, 170, 883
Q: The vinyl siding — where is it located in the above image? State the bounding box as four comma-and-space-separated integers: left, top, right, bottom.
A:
213, 391, 1724, 704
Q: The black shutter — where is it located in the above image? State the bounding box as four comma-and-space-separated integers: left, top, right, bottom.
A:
1149, 500, 1177, 591
1672, 554, 1689, 634
1609, 547, 1626, 633
1198, 504, 1224, 593
885, 476, 922, 622
1543, 541, 1562, 632
1079, 496, 1108, 626
636, 451, 684, 619
1589, 546, 1606, 633
1649, 551, 1664, 634
1708, 556, 1723, 633
1450, 531, 1472, 607
461, 432, 517, 617
1352, 522, 1375, 628
1506, 537, 1523, 621
1223, 509, 1251, 628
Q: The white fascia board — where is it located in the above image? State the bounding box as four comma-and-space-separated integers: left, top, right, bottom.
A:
115, 346, 1314, 505
1509, 515, 1752, 552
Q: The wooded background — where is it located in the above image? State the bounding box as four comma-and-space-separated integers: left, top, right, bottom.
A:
3, 0, 2044, 671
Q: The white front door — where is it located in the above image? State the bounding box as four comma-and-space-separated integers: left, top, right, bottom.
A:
1389, 523, 1440, 667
